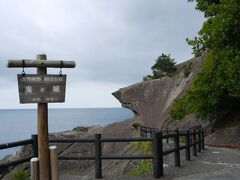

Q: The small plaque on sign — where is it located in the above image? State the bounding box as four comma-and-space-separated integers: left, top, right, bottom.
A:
17, 74, 66, 103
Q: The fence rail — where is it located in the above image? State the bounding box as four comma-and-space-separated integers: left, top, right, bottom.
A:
0, 138, 34, 169
0, 128, 205, 179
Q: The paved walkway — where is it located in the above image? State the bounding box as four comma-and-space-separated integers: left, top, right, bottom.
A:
162, 146, 240, 180
60, 146, 240, 180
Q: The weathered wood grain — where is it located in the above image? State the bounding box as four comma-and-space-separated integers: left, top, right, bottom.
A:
37, 54, 50, 180
7, 59, 76, 68
17, 74, 66, 103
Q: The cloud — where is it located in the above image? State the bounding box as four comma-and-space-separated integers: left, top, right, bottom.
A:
0, 0, 204, 108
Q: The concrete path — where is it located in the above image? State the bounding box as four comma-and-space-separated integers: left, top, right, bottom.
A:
60, 146, 240, 180
162, 146, 240, 180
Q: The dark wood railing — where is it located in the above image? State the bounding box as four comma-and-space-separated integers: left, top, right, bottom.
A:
0, 128, 205, 179
0, 135, 38, 169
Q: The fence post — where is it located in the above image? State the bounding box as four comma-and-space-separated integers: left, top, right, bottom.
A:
31, 158, 39, 180
95, 134, 102, 179
197, 129, 201, 153
192, 130, 197, 157
166, 128, 169, 144
49, 146, 58, 180
32, 134, 38, 157
174, 129, 180, 167
152, 131, 163, 178
201, 128, 205, 150
185, 130, 190, 161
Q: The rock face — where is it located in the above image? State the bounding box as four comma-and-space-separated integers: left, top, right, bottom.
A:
113, 54, 206, 129
205, 117, 240, 145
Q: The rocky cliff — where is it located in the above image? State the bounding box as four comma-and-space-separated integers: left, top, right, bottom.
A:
113, 53, 207, 129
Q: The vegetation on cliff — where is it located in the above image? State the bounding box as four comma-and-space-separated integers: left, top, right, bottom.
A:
170, 0, 240, 122
150, 53, 176, 79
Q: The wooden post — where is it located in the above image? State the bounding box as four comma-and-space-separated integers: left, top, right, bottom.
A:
49, 146, 58, 180
185, 130, 190, 161
152, 131, 163, 178
166, 128, 169, 144
174, 129, 180, 167
37, 54, 50, 180
192, 130, 197, 157
7, 54, 75, 180
197, 129, 201, 153
31, 134, 38, 157
95, 134, 102, 179
201, 128, 205, 150
31, 158, 39, 180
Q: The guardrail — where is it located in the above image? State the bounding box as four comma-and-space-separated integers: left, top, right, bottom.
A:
0, 135, 38, 169
0, 129, 205, 179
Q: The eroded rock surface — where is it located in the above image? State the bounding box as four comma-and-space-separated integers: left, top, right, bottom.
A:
113, 54, 206, 129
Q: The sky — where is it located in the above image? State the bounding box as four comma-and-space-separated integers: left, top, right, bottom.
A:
0, 0, 205, 109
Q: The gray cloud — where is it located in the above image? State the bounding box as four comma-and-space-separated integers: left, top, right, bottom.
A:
0, 0, 204, 108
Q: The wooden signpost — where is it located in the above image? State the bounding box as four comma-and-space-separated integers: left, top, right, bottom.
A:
7, 54, 76, 180
17, 74, 66, 103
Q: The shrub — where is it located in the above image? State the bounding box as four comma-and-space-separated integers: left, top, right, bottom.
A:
171, 0, 240, 122
128, 160, 152, 176
182, 62, 192, 78
151, 53, 176, 79
11, 169, 30, 180
132, 141, 152, 155
128, 141, 152, 176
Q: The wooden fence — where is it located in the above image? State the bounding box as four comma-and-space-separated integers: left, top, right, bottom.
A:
0, 128, 205, 179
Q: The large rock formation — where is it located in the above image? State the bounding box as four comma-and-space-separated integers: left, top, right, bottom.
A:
113, 53, 207, 129
205, 115, 240, 145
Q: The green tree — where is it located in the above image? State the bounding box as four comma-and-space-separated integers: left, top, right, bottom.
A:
170, 0, 240, 122
151, 53, 176, 79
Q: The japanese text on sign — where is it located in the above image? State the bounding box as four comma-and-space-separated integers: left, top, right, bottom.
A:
17, 74, 66, 103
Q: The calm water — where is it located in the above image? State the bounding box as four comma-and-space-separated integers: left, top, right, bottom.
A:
0, 108, 133, 159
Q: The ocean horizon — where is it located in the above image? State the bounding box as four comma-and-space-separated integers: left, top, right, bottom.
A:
0, 108, 133, 159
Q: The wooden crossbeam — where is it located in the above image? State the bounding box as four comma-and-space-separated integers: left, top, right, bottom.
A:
7, 60, 76, 68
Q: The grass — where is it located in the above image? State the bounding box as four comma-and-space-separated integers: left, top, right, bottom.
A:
11, 169, 30, 180
132, 141, 152, 155
128, 160, 152, 176
126, 141, 153, 176
179, 136, 186, 144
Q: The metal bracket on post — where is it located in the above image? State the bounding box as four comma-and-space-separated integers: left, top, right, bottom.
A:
22, 60, 25, 75
59, 61, 63, 76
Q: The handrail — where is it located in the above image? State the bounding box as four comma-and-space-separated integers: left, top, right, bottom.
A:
49, 138, 95, 143
0, 136, 37, 171
0, 156, 33, 169
101, 137, 152, 142
0, 139, 32, 150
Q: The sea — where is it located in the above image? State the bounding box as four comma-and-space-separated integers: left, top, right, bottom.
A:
0, 108, 133, 160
